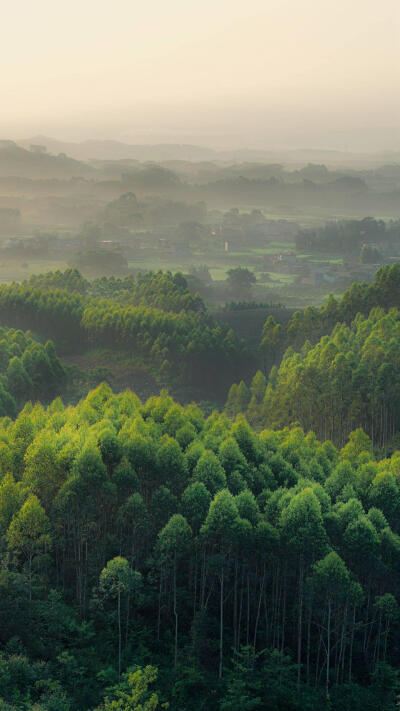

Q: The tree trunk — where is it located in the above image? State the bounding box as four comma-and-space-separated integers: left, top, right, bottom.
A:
384, 619, 389, 661
253, 565, 265, 650
174, 556, 178, 670
297, 562, 304, 692
246, 569, 250, 647
28, 553, 33, 605
238, 566, 244, 649
118, 588, 121, 680
157, 568, 162, 642
326, 599, 331, 708
219, 559, 224, 679
306, 596, 313, 684
349, 606, 355, 682
233, 560, 238, 651
336, 603, 347, 683
193, 549, 198, 621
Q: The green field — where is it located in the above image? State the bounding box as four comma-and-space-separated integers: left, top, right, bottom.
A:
0, 237, 353, 310
296, 253, 344, 264
250, 242, 296, 254
263, 272, 296, 284
0, 258, 70, 283
209, 267, 228, 281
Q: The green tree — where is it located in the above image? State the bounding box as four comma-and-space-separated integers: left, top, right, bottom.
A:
260, 316, 284, 374
158, 515, 192, 669
310, 552, 350, 703
225, 383, 240, 419
226, 267, 256, 299
6, 356, 32, 403
236, 381, 251, 412
201, 490, 241, 677
0, 473, 25, 538
181, 482, 211, 533
193, 450, 227, 495
99, 557, 141, 679
100, 665, 165, 711
374, 593, 399, 663
220, 648, 262, 711
7, 494, 51, 601
281, 488, 328, 688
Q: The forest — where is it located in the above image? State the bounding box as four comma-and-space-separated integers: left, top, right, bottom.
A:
0, 264, 400, 709
0, 327, 64, 416
295, 218, 400, 256
254, 263, 400, 368
1, 262, 400, 711
225, 265, 400, 450
0, 258, 399, 711
0, 384, 400, 710
227, 308, 400, 448
0, 270, 247, 399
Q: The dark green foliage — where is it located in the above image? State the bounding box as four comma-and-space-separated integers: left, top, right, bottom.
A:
255, 264, 400, 381
232, 305, 400, 448
0, 328, 64, 416
226, 267, 256, 300
27, 267, 90, 294
0, 270, 246, 395
0, 385, 397, 709
296, 217, 388, 255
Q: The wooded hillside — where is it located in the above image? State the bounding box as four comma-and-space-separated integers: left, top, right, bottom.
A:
0, 385, 399, 710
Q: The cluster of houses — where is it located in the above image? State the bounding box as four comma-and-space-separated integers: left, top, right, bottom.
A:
1, 221, 397, 295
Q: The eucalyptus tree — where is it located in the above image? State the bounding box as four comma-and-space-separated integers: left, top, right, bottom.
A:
158, 514, 192, 669
281, 487, 328, 689
7, 494, 51, 602
99, 556, 141, 680
201, 489, 242, 678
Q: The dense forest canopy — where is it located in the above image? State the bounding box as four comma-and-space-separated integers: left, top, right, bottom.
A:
0, 326, 64, 417
258, 263, 400, 372
0, 270, 247, 397
228, 307, 400, 449
1, 264, 400, 709
0, 384, 400, 710
224, 265, 400, 453
19, 268, 204, 313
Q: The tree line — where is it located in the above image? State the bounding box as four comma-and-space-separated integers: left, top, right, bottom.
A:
259, 263, 400, 374
296, 217, 400, 255
25, 268, 205, 313
227, 307, 400, 448
0, 385, 399, 709
0, 326, 64, 417
0, 271, 246, 395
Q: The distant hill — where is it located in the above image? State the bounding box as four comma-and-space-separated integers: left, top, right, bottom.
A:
17, 136, 400, 167
0, 140, 93, 179
19, 136, 218, 162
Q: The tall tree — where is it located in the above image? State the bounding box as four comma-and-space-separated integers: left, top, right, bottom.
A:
201, 489, 241, 678
158, 514, 192, 669
7, 494, 51, 602
99, 556, 141, 680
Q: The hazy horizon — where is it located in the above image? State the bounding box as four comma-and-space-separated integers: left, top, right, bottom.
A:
1, 0, 399, 151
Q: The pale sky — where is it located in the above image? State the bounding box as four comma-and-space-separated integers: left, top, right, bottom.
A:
1, 0, 399, 149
